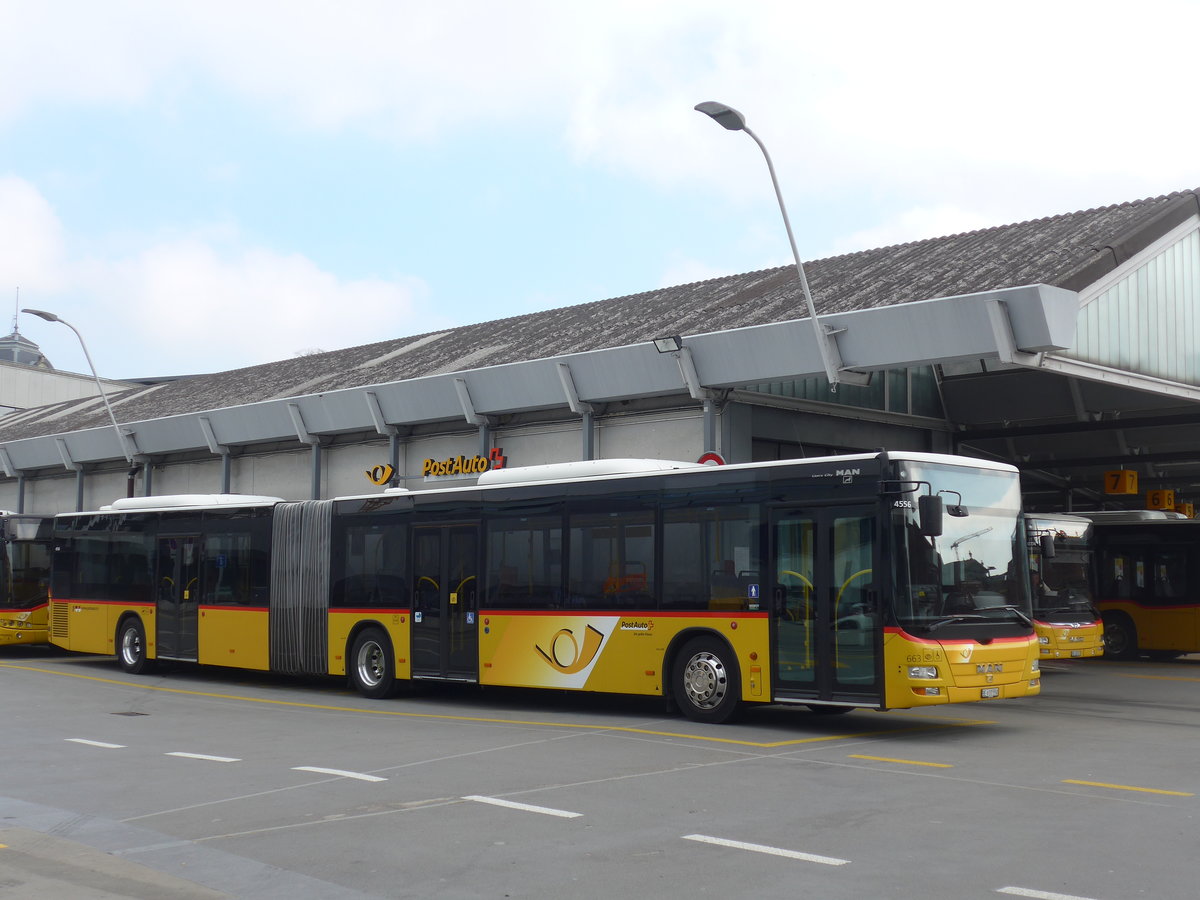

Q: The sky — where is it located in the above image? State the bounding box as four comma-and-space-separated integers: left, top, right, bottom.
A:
2, 1, 1198, 380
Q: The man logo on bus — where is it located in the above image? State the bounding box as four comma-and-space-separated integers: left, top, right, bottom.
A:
535, 624, 605, 674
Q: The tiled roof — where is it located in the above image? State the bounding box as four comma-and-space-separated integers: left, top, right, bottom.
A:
2, 188, 1197, 443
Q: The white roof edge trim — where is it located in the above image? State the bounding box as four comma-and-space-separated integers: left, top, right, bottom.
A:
478, 458, 703, 486
99, 494, 284, 512
886, 451, 1019, 474
1025, 512, 1093, 524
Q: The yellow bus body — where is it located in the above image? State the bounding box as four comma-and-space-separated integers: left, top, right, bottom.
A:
479, 612, 770, 699
1097, 599, 1197, 655
51, 600, 155, 657
50, 599, 1039, 710
882, 629, 1041, 706
0, 602, 48, 646
198, 607, 270, 670
1033, 619, 1105, 660
327, 609, 412, 681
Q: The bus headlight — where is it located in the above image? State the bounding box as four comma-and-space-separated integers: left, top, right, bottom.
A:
1031, 660, 1040, 673
1039, 636, 1050, 644
908, 666, 938, 679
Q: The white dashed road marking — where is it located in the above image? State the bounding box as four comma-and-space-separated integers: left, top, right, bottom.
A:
292, 766, 387, 782
997, 888, 1101, 900
166, 751, 241, 762
463, 795, 582, 818
683, 834, 850, 866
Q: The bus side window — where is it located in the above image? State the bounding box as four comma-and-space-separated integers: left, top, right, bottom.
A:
1106, 553, 1132, 598
1153, 550, 1186, 602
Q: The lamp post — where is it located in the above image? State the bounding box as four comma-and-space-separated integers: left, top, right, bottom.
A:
21, 308, 133, 463
693, 101, 867, 389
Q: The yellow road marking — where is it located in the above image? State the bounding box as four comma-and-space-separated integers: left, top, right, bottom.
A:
849, 754, 953, 768
1, 661, 994, 749
1063, 779, 1193, 797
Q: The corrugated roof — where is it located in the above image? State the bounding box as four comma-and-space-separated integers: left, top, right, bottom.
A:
2, 188, 1196, 443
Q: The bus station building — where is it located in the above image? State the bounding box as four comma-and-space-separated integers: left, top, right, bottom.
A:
1, 187, 1199, 517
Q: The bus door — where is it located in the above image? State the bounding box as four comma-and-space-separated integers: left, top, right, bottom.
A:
156, 535, 201, 661
770, 507, 880, 704
411, 523, 479, 680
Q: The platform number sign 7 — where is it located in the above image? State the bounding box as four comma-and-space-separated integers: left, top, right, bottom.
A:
1105, 470, 1137, 495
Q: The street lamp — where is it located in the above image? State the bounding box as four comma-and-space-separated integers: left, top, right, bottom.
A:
693, 101, 868, 389
21, 308, 133, 463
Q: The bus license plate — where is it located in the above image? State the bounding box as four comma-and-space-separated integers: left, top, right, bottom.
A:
981, 687, 1000, 699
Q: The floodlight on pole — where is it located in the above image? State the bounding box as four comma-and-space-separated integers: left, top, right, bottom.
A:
693, 101, 868, 388
21, 308, 133, 463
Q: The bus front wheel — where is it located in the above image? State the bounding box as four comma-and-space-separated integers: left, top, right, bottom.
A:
1101, 612, 1138, 660
673, 637, 742, 724
116, 618, 155, 675
349, 628, 397, 699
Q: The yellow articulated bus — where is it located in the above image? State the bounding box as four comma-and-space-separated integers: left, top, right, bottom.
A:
48, 451, 1040, 723
1025, 513, 1104, 660
0, 512, 53, 647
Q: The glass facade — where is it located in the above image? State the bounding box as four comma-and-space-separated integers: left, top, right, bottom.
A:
1071, 227, 1200, 384
744, 366, 943, 418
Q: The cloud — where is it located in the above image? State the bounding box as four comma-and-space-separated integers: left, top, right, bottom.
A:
6, 1, 1198, 201
0, 179, 441, 377
0, 176, 68, 294
91, 240, 438, 375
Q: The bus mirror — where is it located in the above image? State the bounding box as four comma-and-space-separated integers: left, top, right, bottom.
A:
918, 495, 943, 537
1040, 534, 1056, 559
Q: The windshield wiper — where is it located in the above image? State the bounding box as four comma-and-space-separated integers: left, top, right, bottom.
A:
990, 605, 1033, 626
924, 606, 1033, 632
925, 614, 990, 633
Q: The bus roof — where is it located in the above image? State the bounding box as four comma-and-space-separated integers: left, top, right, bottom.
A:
1074, 510, 1189, 523
1026, 512, 1094, 525
94, 494, 284, 514
477, 458, 703, 486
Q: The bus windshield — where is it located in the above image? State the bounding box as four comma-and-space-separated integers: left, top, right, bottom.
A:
1, 515, 53, 610
1027, 516, 1096, 618
891, 461, 1031, 633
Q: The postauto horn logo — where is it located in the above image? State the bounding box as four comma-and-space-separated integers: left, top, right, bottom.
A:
536, 625, 605, 674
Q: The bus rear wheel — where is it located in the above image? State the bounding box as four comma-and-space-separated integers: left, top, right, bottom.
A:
1101, 612, 1138, 660
116, 618, 155, 675
349, 627, 397, 699
673, 637, 742, 724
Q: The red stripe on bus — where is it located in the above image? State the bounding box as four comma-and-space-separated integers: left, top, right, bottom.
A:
50, 598, 149, 606
885, 626, 1034, 645
3, 602, 47, 613
329, 608, 411, 616
481, 609, 768, 618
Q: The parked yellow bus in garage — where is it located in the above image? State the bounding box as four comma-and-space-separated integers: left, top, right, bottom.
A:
0, 512, 53, 646
1081, 510, 1198, 660
1025, 513, 1104, 660
47, 451, 1040, 723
